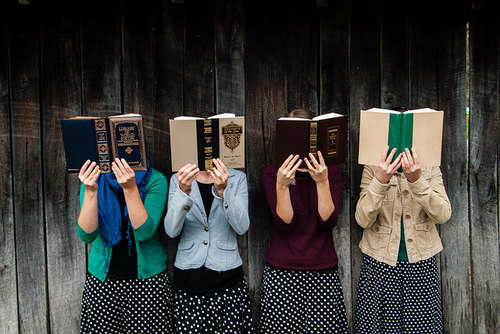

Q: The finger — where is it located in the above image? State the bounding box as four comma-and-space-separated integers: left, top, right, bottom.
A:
309, 152, 320, 168
290, 158, 303, 174
411, 147, 420, 166
179, 164, 196, 177
287, 155, 300, 171
212, 159, 224, 175
90, 166, 101, 182
112, 162, 124, 179
83, 161, 97, 179
186, 168, 199, 181
404, 148, 414, 165
304, 157, 314, 170
386, 148, 398, 164
207, 169, 216, 181
212, 167, 222, 177
390, 153, 403, 171
179, 163, 192, 175
79, 160, 91, 176
121, 158, 134, 173
380, 146, 390, 163
317, 151, 326, 166
281, 155, 295, 169
216, 158, 228, 173
401, 153, 408, 170
114, 158, 125, 171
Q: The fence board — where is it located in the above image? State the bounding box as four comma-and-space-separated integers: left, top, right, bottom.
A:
0, 3, 18, 333
470, 0, 500, 332
319, 0, 352, 325
40, 4, 85, 333
9, 5, 48, 333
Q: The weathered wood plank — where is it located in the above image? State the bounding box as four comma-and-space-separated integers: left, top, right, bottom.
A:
245, 0, 287, 313
470, 0, 500, 332
434, 1, 471, 332
0, 3, 18, 333
286, 0, 318, 113
40, 4, 86, 332
9, 5, 48, 333
349, 0, 380, 326
184, 0, 215, 117
319, 0, 352, 326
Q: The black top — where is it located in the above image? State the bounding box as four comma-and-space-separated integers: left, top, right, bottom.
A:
197, 181, 214, 217
107, 192, 138, 280
174, 266, 244, 294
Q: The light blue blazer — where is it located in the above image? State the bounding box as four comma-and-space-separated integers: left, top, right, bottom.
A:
164, 169, 250, 271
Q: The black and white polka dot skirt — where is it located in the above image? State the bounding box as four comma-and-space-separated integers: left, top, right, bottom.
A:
80, 271, 174, 333
174, 280, 254, 334
355, 255, 442, 334
256, 266, 349, 333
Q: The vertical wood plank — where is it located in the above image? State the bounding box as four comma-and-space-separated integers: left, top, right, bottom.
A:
470, 0, 500, 332
319, 0, 352, 326
40, 3, 85, 332
184, 0, 215, 117
9, 4, 48, 333
349, 0, 380, 326
245, 0, 287, 312
434, 1, 471, 332
0, 2, 18, 333
286, 0, 318, 113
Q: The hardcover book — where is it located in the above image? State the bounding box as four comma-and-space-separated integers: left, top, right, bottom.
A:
60, 113, 147, 173
358, 108, 443, 166
169, 113, 245, 171
275, 112, 348, 167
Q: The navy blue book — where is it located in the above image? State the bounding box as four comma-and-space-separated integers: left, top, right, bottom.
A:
60, 114, 147, 173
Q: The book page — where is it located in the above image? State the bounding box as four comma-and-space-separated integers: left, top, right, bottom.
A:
312, 112, 345, 120
208, 113, 236, 119
358, 110, 391, 165
174, 116, 205, 120
412, 111, 443, 166
277, 117, 309, 121
366, 108, 400, 114
218, 117, 245, 168
409, 108, 437, 113
169, 119, 199, 171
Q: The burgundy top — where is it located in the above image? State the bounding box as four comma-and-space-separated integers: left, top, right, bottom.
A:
262, 164, 342, 270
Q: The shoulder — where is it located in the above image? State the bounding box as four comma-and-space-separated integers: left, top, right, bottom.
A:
228, 169, 247, 182
262, 164, 278, 177
146, 169, 168, 189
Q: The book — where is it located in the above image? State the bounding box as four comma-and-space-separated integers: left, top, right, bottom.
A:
358, 108, 443, 166
169, 113, 245, 171
275, 112, 348, 167
60, 113, 147, 173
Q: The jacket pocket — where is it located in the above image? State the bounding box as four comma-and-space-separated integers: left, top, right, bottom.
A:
414, 222, 430, 249
364, 223, 392, 252
178, 239, 194, 251
216, 240, 238, 251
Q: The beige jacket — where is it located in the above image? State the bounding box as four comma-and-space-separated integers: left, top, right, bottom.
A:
355, 165, 451, 266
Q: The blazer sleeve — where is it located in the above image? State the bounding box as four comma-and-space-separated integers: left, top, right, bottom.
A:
164, 173, 195, 238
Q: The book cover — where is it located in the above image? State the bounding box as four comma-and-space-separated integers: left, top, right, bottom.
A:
169, 114, 245, 171
60, 113, 147, 173
358, 108, 443, 166
275, 112, 348, 167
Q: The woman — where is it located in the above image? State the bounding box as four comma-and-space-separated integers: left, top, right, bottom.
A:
354, 145, 451, 333
77, 158, 173, 333
256, 108, 349, 333
164, 158, 253, 333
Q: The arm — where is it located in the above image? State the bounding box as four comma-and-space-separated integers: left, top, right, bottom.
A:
164, 173, 194, 238
77, 160, 101, 243
317, 165, 341, 230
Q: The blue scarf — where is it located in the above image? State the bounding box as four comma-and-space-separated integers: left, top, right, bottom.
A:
96, 161, 151, 249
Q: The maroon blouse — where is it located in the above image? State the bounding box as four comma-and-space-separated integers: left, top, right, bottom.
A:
262, 164, 342, 270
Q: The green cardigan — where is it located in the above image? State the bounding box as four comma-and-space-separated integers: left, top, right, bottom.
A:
77, 169, 168, 282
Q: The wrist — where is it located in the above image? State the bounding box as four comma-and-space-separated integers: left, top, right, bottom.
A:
122, 184, 139, 196
315, 180, 330, 188
276, 183, 289, 191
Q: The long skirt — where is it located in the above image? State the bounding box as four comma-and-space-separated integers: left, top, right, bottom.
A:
355, 255, 442, 334
256, 266, 349, 334
80, 271, 174, 333
174, 280, 254, 334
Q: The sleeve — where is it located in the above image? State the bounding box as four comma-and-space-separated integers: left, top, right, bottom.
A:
354, 165, 391, 229
212, 170, 250, 235
164, 173, 195, 238
76, 183, 99, 244
262, 165, 297, 234
408, 166, 452, 224
318, 165, 342, 230
133, 170, 168, 242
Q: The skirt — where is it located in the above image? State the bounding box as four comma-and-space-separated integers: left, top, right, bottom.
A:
355, 255, 442, 334
174, 280, 254, 334
80, 271, 174, 334
256, 265, 349, 333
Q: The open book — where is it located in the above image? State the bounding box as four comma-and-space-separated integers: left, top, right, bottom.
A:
275, 112, 348, 167
358, 108, 443, 166
169, 113, 245, 171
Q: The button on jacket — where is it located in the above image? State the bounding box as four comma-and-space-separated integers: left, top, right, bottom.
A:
164, 169, 250, 271
355, 165, 451, 266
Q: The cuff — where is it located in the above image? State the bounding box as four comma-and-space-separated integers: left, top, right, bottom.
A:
369, 176, 390, 195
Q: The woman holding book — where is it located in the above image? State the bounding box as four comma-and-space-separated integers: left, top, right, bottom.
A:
77, 158, 173, 333
164, 158, 253, 333
354, 145, 451, 333
256, 109, 349, 333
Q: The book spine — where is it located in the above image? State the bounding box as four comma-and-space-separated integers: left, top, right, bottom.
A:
309, 121, 318, 160
388, 113, 402, 163
196, 119, 220, 170
401, 112, 414, 155
94, 118, 112, 173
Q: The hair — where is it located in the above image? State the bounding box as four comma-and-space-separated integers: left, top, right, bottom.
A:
390, 106, 408, 112
287, 108, 316, 120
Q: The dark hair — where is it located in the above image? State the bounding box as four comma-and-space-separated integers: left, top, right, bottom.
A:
390, 106, 408, 112
287, 108, 316, 120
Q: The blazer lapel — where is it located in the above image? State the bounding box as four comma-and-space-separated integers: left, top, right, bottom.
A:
190, 180, 209, 227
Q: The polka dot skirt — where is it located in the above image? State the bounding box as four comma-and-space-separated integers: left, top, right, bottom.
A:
80, 271, 174, 333
355, 255, 442, 334
256, 266, 349, 333
174, 280, 254, 334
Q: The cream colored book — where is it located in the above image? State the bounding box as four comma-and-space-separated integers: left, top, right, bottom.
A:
169, 113, 245, 171
358, 108, 443, 166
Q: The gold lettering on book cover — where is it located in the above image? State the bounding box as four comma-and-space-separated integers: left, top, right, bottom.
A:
222, 122, 243, 153
309, 122, 318, 159
327, 126, 339, 156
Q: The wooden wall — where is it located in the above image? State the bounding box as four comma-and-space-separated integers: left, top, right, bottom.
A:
0, 0, 498, 333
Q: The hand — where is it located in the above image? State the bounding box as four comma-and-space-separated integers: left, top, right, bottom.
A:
402, 147, 422, 183
112, 158, 136, 190
208, 158, 229, 198
304, 151, 328, 185
375, 146, 402, 184
178, 163, 199, 195
78, 160, 101, 192
277, 154, 302, 189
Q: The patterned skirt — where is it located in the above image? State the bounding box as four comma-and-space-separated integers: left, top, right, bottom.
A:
80, 271, 174, 334
355, 255, 442, 334
174, 280, 254, 334
256, 265, 349, 333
